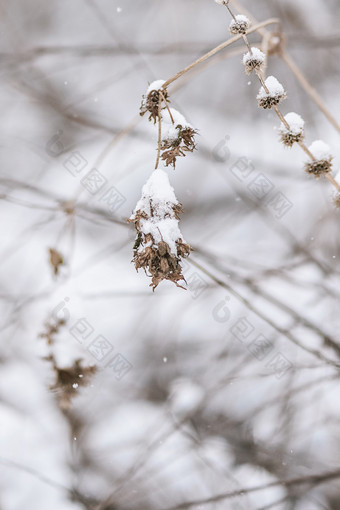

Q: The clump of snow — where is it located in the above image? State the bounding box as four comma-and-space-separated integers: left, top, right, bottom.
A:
242, 47, 265, 65
170, 378, 204, 416
258, 76, 285, 99
162, 107, 192, 143
215, 0, 227, 5
146, 80, 165, 95
131, 170, 185, 254
232, 14, 249, 24
308, 140, 332, 161
280, 112, 305, 135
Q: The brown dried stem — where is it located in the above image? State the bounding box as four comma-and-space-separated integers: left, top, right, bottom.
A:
162, 18, 280, 89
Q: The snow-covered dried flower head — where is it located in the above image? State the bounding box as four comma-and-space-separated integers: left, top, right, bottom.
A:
140, 80, 168, 123
229, 15, 250, 35
257, 76, 286, 109
214, 0, 229, 5
279, 112, 305, 147
305, 140, 333, 178
242, 47, 265, 75
160, 108, 197, 168
128, 169, 191, 289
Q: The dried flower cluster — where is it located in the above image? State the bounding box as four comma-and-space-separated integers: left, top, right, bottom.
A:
305, 140, 333, 178
47, 354, 96, 411
257, 76, 287, 109
161, 108, 197, 168
40, 319, 96, 410
140, 79, 168, 123
242, 47, 265, 75
279, 112, 305, 147
229, 14, 250, 35
128, 170, 191, 290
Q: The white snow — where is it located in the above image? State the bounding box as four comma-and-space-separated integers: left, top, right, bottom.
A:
131, 169, 185, 254
162, 107, 192, 142
170, 378, 204, 416
230, 14, 250, 29
242, 47, 265, 65
308, 140, 332, 160
280, 112, 305, 134
231, 14, 250, 24
214, 0, 226, 5
258, 75, 285, 99
146, 79, 166, 95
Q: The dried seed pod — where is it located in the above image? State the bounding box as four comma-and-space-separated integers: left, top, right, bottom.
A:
305, 140, 333, 178
279, 112, 305, 147
140, 80, 168, 123
229, 15, 250, 35
160, 108, 197, 169
242, 47, 265, 75
257, 76, 286, 109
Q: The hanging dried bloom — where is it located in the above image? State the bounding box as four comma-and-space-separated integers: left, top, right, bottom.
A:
49, 247, 64, 276
305, 140, 333, 178
160, 108, 197, 168
242, 47, 265, 75
140, 80, 168, 123
229, 14, 250, 35
279, 112, 305, 147
47, 355, 97, 411
128, 169, 192, 290
257, 76, 286, 109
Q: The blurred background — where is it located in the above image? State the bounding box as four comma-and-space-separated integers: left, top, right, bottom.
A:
1, 0, 340, 508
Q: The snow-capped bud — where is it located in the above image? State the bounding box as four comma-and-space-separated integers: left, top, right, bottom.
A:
229, 15, 250, 35
257, 76, 286, 109
242, 47, 265, 75
305, 140, 333, 178
161, 108, 197, 169
128, 170, 191, 289
140, 79, 167, 123
279, 112, 305, 147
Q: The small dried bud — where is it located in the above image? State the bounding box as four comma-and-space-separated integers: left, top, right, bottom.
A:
229, 15, 250, 35
257, 75, 286, 109
140, 80, 168, 123
279, 112, 305, 147
305, 140, 333, 178
49, 248, 64, 276
242, 47, 265, 75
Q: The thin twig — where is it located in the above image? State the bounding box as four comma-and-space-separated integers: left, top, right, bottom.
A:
162, 18, 280, 89
155, 95, 162, 169
280, 49, 340, 135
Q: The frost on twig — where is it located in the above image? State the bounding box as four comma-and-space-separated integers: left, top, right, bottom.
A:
140, 80, 168, 123
279, 112, 305, 147
242, 47, 265, 75
257, 76, 286, 109
160, 108, 197, 168
128, 170, 192, 290
305, 140, 333, 178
